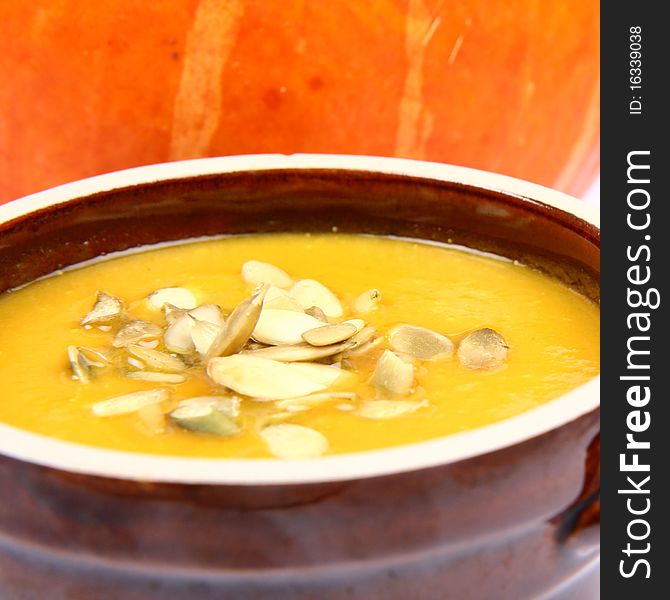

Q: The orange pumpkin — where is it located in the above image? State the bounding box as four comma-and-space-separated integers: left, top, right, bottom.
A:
0, 1, 599, 203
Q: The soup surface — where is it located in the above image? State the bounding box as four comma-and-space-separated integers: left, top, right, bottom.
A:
0, 234, 599, 458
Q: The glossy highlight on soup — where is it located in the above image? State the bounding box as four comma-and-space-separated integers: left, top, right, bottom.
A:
0, 234, 600, 458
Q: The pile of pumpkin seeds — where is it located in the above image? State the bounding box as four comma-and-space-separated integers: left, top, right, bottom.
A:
68, 260, 509, 459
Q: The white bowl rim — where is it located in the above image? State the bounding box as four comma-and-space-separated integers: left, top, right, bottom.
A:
0, 154, 600, 485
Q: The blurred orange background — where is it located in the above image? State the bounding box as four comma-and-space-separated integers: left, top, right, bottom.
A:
0, 0, 599, 203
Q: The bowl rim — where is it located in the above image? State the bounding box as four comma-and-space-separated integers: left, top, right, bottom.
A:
0, 154, 600, 485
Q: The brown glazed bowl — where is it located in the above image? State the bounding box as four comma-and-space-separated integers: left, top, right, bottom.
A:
0, 155, 599, 600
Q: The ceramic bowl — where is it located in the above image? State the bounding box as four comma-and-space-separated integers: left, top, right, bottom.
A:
0, 155, 599, 599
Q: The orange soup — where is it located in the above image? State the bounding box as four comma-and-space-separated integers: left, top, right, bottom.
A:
0, 234, 600, 458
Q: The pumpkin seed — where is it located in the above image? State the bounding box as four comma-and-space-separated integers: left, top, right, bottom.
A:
283, 404, 310, 413
341, 341, 385, 372
127, 345, 186, 372
260, 424, 329, 459
163, 303, 188, 325
113, 320, 162, 348
395, 352, 418, 364
170, 405, 240, 436
264, 286, 304, 312
242, 260, 293, 289
358, 399, 428, 420
244, 341, 353, 362
67, 346, 108, 383
252, 308, 323, 345
353, 288, 381, 313
207, 354, 343, 400
245, 341, 267, 351
81, 291, 123, 326
164, 314, 195, 354
290, 279, 344, 318
189, 304, 225, 326
302, 322, 358, 346
345, 326, 378, 353
389, 324, 454, 360
304, 306, 328, 322
147, 287, 197, 310
164, 305, 225, 355
175, 395, 241, 418
137, 339, 160, 349
190, 316, 224, 356
127, 357, 145, 370
288, 362, 352, 388
373, 350, 415, 395
457, 328, 509, 369
126, 371, 186, 384
205, 285, 268, 359
78, 346, 108, 365
344, 318, 365, 333
92, 388, 169, 417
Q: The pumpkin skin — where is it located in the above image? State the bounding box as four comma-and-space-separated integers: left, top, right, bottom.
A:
0, 0, 599, 203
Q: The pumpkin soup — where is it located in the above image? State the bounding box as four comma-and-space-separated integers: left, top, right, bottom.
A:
0, 234, 599, 458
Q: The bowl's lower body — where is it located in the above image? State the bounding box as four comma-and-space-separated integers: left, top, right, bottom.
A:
0, 410, 599, 600
0, 532, 599, 600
